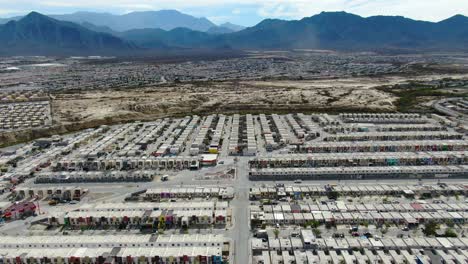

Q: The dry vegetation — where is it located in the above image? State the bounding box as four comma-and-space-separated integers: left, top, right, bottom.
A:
51, 73, 468, 127
52, 78, 397, 126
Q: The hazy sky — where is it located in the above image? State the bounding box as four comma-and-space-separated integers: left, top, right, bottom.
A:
1, 0, 467, 26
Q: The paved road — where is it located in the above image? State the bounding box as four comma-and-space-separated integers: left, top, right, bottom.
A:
229, 185, 249, 264
231, 157, 253, 264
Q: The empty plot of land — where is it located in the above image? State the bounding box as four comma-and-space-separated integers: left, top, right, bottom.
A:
52, 80, 397, 126
51, 73, 468, 127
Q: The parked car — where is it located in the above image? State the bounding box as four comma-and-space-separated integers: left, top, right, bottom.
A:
333, 233, 345, 238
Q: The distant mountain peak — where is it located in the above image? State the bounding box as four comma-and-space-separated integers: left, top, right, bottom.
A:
19, 11, 57, 25
440, 14, 468, 23
318, 11, 358, 16
23, 11, 49, 20
450, 14, 467, 19
320, 11, 349, 14
311, 11, 363, 20
219, 22, 245, 31
25, 11, 42, 16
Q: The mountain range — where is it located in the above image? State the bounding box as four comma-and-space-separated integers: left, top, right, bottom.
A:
0, 10, 246, 34
0, 11, 467, 55
220, 12, 468, 51
0, 12, 135, 55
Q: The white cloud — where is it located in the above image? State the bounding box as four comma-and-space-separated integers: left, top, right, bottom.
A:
257, 3, 299, 18
207, 15, 233, 24
0, 9, 23, 15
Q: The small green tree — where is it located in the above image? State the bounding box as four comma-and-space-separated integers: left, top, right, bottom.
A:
423, 221, 439, 236
273, 228, 280, 239
312, 229, 321, 237
361, 221, 369, 228
444, 228, 457, 237
307, 220, 319, 229
158, 218, 166, 232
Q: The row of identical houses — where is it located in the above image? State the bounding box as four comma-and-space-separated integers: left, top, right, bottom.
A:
0, 234, 229, 264
49, 201, 229, 229
249, 183, 467, 200
251, 206, 467, 227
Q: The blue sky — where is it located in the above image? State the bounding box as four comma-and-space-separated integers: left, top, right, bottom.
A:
0, 0, 467, 26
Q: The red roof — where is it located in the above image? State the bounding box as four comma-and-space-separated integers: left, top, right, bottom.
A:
410, 203, 424, 210
4, 201, 36, 214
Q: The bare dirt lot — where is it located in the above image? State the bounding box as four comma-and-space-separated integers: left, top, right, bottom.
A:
52, 79, 395, 126
52, 73, 468, 126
